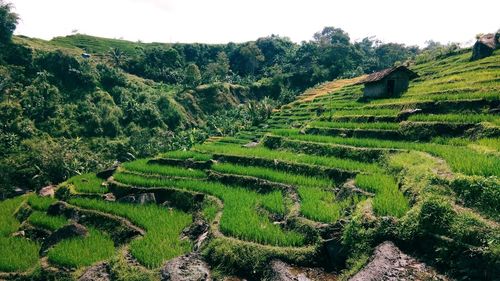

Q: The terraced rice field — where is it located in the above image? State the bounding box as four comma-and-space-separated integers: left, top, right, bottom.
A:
2, 49, 498, 280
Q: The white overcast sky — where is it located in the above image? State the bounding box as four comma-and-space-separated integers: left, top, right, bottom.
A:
10, 0, 500, 47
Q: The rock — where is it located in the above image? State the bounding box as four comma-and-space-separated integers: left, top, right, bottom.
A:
397, 108, 422, 121
39, 185, 55, 197
182, 219, 209, 240
103, 193, 116, 202
118, 193, 156, 205
160, 254, 211, 281
40, 223, 88, 256
11, 230, 25, 238
471, 32, 499, 61
78, 262, 110, 281
242, 141, 259, 148
269, 260, 311, 281
349, 241, 450, 281
96, 162, 120, 179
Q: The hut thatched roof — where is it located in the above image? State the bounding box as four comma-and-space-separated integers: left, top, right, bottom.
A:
357, 66, 418, 84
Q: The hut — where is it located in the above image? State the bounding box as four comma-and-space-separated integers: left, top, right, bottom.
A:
358, 66, 418, 99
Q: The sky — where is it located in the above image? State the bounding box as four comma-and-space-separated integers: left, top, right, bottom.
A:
10, 0, 500, 47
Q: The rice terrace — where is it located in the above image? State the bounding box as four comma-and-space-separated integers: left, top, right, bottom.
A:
0, 1, 499, 280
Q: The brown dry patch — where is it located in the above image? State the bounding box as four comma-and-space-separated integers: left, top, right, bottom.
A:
297, 76, 367, 103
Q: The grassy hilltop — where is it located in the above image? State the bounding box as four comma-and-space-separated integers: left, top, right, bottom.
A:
1, 45, 498, 280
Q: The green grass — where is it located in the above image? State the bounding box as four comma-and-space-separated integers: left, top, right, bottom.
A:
298, 187, 359, 223
0, 237, 40, 272
112, 173, 305, 247
194, 143, 382, 173
47, 228, 115, 268
212, 163, 334, 189
69, 198, 192, 269
0, 196, 25, 236
408, 113, 500, 125
67, 173, 107, 194
158, 150, 213, 161
122, 159, 206, 178
309, 121, 400, 130
355, 174, 409, 217
27, 195, 57, 211
271, 129, 500, 177
27, 211, 68, 231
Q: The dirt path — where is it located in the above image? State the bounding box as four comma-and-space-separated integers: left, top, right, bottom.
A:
296, 76, 366, 103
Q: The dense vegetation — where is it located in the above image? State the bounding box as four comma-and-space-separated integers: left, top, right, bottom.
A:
1, 1, 498, 280
0, 1, 461, 197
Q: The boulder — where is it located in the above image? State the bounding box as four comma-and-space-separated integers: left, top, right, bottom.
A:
78, 262, 110, 281
103, 193, 116, 202
96, 162, 120, 179
39, 185, 56, 197
182, 219, 209, 240
269, 260, 310, 281
349, 241, 450, 281
471, 33, 499, 61
242, 141, 259, 148
160, 254, 211, 281
40, 223, 88, 256
118, 193, 156, 205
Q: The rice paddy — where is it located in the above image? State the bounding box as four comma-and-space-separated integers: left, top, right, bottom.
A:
69, 197, 192, 269
67, 173, 107, 194
47, 227, 115, 268
122, 159, 207, 178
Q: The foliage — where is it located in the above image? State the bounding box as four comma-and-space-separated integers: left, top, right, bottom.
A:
47, 227, 115, 268
0, 0, 18, 44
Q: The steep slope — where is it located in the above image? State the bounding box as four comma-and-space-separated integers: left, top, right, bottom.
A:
1, 49, 498, 280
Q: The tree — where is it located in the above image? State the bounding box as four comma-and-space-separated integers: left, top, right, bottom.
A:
204, 52, 230, 82
107, 47, 126, 67
0, 1, 18, 44
230, 43, 265, 76
184, 63, 201, 88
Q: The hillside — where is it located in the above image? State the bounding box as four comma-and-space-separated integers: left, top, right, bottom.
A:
1, 45, 498, 280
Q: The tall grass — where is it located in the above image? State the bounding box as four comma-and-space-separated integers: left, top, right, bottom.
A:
122, 159, 206, 178
27, 211, 68, 231
0, 196, 25, 236
355, 174, 409, 217
408, 113, 500, 125
67, 173, 107, 194
0, 237, 40, 272
298, 187, 359, 223
112, 173, 305, 247
158, 150, 212, 161
69, 198, 192, 269
309, 121, 400, 130
212, 163, 333, 189
27, 195, 57, 211
271, 129, 500, 177
47, 228, 115, 268
194, 143, 382, 173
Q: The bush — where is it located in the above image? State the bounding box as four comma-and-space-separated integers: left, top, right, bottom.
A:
450, 176, 500, 220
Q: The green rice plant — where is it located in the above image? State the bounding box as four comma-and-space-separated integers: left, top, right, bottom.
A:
194, 143, 381, 173
473, 138, 500, 153
0, 237, 40, 272
212, 163, 334, 189
355, 174, 409, 217
320, 108, 400, 117
112, 173, 305, 247
27, 194, 57, 211
67, 173, 107, 194
158, 150, 212, 161
309, 121, 400, 130
0, 196, 25, 236
271, 129, 500, 177
298, 187, 358, 223
27, 211, 68, 231
69, 198, 192, 269
122, 159, 206, 178
408, 113, 500, 125
47, 228, 114, 268
202, 200, 219, 223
